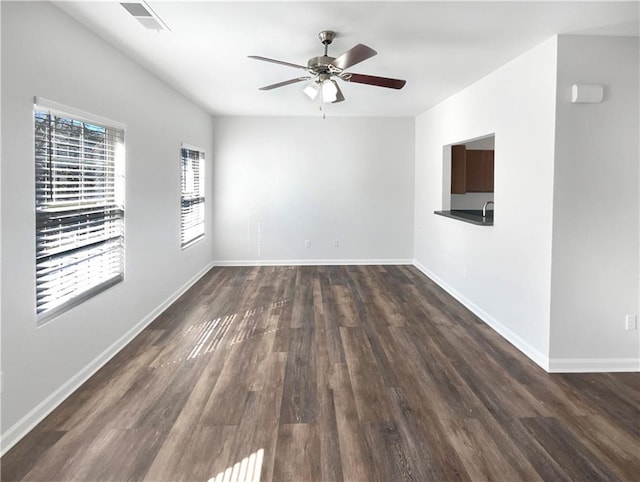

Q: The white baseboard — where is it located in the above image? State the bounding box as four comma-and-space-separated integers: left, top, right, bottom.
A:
0, 262, 214, 456
548, 358, 640, 373
412, 260, 550, 371
212, 258, 413, 267
412, 261, 640, 373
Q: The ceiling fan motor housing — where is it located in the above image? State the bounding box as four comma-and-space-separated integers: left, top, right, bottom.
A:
307, 56, 337, 74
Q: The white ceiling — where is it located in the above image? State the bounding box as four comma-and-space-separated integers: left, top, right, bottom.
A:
54, 1, 639, 117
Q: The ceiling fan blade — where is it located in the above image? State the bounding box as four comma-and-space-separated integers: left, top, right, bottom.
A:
258, 77, 311, 91
342, 73, 406, 89
248, 55, 309, 71
332, 82, 345, 103
331, 44, 377, 70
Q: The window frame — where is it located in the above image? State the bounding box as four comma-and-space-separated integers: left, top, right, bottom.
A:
180, 143, 205, 249
34, 97, 126, 324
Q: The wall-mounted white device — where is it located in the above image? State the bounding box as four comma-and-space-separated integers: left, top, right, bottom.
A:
571, 84, 603, 104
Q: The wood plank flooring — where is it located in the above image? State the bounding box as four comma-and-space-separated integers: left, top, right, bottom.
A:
2, 265, 639, 481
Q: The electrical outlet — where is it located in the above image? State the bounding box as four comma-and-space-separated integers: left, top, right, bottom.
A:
333, 240, 339, 247
304, 240, 310, 248
625, 314, 638, 331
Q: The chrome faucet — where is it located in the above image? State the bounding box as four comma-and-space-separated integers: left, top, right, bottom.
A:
482, 201, 494, 217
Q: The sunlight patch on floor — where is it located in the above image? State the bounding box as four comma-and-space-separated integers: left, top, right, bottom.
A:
208, 448, 264, 482
158, 300, 290, 367
230, 299, 290, 345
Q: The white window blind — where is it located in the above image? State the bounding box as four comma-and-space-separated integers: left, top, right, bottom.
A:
35, 103, 125, 322
181, 146, 205, 248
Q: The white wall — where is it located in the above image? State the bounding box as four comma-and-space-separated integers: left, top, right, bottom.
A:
413, 37, 559, 368
1, 2, 214, 451
0, 0, 3, 415
210, 116, 415, 264
549, 35, 639, 369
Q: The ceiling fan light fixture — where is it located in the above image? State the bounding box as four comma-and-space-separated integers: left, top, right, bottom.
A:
321, 79, 338, 103
249, 30, 406, 104
303, 82, 320, 100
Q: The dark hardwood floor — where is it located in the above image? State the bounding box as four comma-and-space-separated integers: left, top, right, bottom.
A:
2, 265, 639, 481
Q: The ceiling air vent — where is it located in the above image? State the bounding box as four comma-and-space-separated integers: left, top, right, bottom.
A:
120, 2, 170, 31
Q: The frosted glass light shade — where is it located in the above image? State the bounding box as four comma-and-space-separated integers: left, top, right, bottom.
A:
321, 79, 338, 103
303, 82, 320, 100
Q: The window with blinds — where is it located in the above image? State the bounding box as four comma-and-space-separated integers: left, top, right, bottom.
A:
35, 102, 125, 323
180, 146, 205, 248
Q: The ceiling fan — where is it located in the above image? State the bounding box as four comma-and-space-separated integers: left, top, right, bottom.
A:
249, 30, 406, 104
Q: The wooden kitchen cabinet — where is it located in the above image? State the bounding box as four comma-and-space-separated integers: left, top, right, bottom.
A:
451, 145, 494, 193
451, 145, 467, 194
485, 150, 494, 191
466, 149, 494, 192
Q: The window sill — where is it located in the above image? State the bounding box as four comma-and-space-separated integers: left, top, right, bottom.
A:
181, 234, 205, 250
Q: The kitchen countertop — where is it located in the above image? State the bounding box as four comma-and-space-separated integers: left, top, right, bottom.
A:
434, 209, 494, 226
